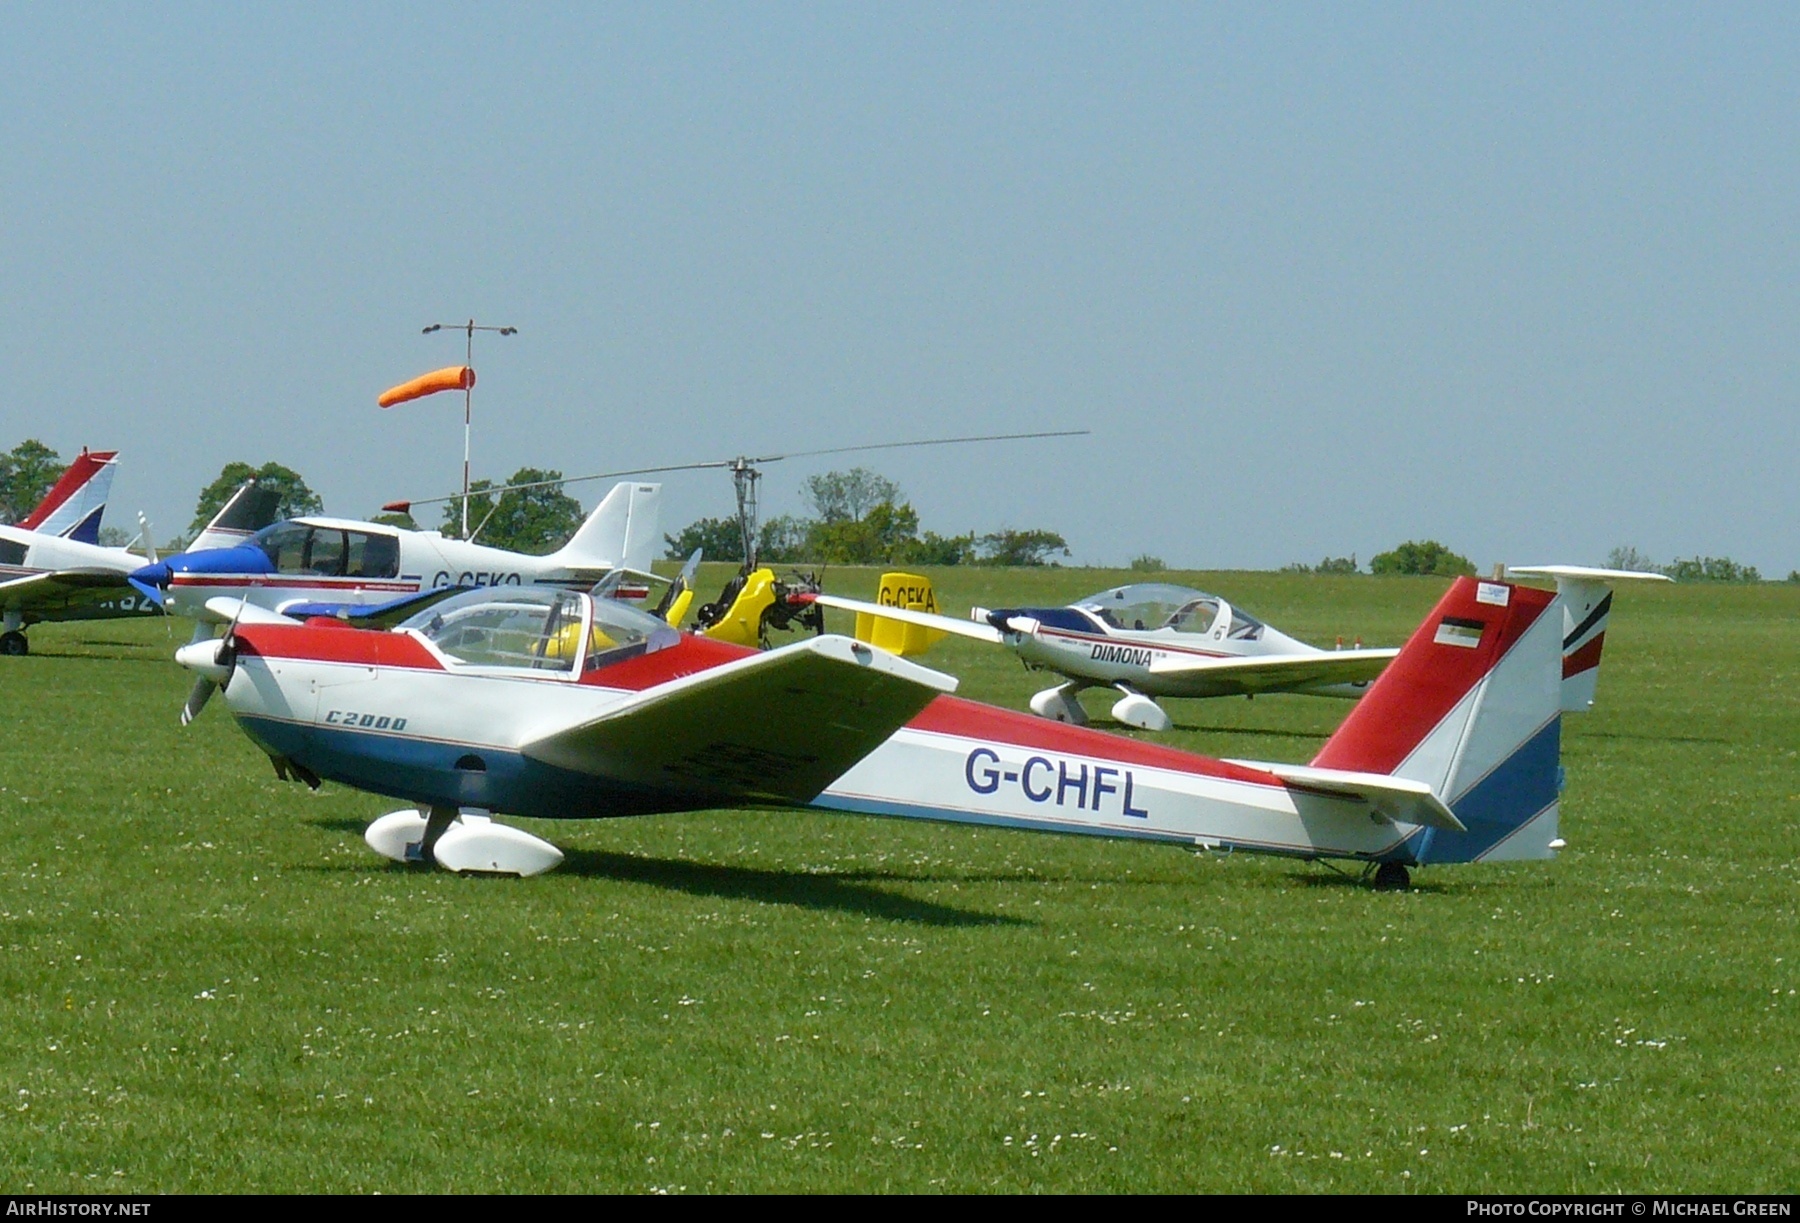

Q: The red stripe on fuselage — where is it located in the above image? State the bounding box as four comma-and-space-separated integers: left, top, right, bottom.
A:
1310, 577, 1553, 776
579, 634, 756, 689
234, 624, 445, 670
1037, 627, 1231, 660
170, 576, 420, 593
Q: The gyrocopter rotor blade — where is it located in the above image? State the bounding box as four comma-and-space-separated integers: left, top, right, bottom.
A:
379, 428, 1088, 569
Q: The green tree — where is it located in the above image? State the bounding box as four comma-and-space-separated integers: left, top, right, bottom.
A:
665, 516, 748, 563
976, 529, 1070, 567
1369, 540, 1475, 577
758, 515, 811, 564
448, 468, 584, 555
1659, 556, 1761, 583
806, 500, 924, 565
370, 511, 418, 531
190, 461, 323, 534
1130, 554, 1167, 573
0, 439, 64, 524
900, 530, 977, 566
803, 468, 902, 523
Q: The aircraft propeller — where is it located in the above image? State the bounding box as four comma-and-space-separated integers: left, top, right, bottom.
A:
173, 598, 250, 725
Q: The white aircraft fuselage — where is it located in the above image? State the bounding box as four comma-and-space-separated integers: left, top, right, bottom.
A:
137, 482, 662, 622
0, 526, 158, 624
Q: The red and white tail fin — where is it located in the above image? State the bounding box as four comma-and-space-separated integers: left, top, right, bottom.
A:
1310, 577, 1564, 864
18, 449, 117, 544
1505, 566, 1670, 712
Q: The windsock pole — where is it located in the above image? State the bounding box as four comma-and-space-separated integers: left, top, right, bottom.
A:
420, 319, 517, 538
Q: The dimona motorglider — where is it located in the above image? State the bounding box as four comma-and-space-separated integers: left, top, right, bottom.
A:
180, 575, 1598, 888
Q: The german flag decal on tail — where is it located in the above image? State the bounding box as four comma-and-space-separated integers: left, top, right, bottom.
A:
1433, 616, 1485, 649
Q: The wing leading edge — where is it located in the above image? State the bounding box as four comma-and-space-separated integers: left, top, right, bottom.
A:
1146, 648, 1399, 694
522, 634, 959, 805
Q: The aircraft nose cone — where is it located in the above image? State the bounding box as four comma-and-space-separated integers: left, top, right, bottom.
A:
131, 560, 173, 588
174, 638, 231, 683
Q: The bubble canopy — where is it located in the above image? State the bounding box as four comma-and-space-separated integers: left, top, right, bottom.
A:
1072, 583, 1264, 639
398, 586, 679, 672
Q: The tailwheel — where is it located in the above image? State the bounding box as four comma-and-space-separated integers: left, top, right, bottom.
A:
1372, 862, 1412, 891
0, 631, 27, 657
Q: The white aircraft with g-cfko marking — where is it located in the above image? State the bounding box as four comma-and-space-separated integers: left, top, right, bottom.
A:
132, 481, 662, 625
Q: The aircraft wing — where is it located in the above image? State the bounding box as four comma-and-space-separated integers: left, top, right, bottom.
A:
276, 586, 472, 629
521, 634, 959, 804
808, 593, 1006, 644
1226, 759, 1466, 831
1146, 648, 1400, 694
0, 568, 136, 615
201, 596, 304, 627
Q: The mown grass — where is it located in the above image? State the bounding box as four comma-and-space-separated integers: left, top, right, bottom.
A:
0, 569, 1793, 1192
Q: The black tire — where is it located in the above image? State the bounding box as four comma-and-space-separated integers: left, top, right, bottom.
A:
0, 631, 27, 657
1373, 862, 1411, 891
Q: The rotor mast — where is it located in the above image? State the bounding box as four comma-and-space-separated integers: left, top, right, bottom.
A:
730, 458, 762, 570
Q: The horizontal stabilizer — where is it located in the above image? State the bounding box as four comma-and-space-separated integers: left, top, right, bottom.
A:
810, 593, 1006, 645
1507, 565, 1668, 712
522, 635, 957, 804
1225, 759, 1465, 831
1147, 648, 1399, 692
1505, 565, 1672, 585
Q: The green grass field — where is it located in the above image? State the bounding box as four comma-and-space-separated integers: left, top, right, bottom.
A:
0, 568, 1794, 1193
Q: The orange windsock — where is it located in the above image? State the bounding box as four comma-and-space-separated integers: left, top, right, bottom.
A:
378, 365, 475, 408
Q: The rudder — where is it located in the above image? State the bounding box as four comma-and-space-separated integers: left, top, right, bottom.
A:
20, 449, 117, 544
1311, 577, 1564, 864
853, 573, 948, 658
555, 483, 663, 574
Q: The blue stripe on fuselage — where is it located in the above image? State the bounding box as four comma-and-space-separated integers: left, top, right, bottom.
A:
237, 716, 704, 820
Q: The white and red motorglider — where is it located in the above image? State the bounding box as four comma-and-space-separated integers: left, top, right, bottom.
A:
177, 573, 1617, 889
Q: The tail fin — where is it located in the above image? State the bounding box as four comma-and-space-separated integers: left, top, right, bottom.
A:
19, 449, 117, 544
190, 481, 283, 552
852, 573, 948, 658
553, 483, 662, 574
1311, 577, 1564, 864
1506, 565, 1671, 712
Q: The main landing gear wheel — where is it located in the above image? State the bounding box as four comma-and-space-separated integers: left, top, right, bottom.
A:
365, 807, 565, 876
1372, 862, 1411, 891
0, 631, 27, 657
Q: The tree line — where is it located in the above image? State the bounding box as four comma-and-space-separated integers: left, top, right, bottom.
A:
4, 440, 1790, 576
663, 467, 1071, 567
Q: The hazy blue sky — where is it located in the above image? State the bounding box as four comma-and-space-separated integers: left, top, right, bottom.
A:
2, 5, 1794, 573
